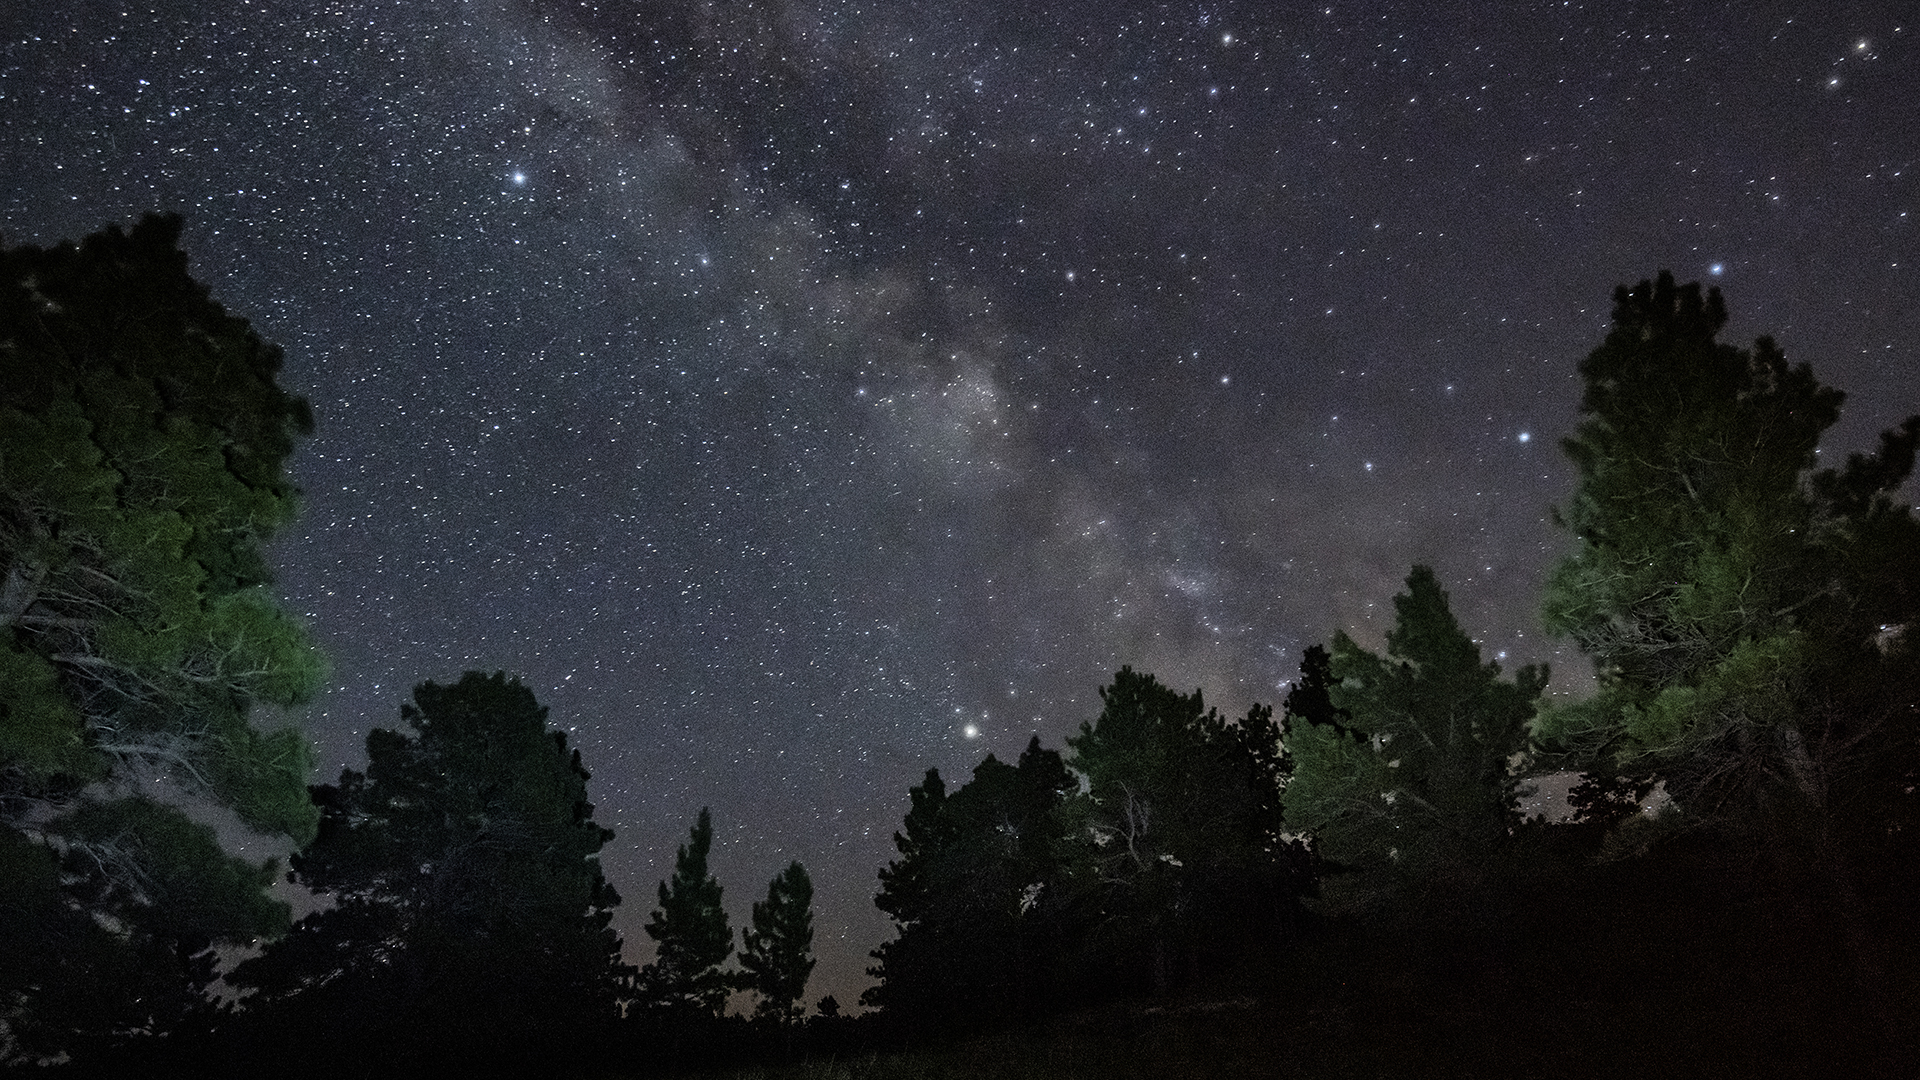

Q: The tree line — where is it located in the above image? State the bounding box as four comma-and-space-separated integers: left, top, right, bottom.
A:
852, 273, 1920, 1071
4, 218, 1917, 1075
0, 217, 814, 1074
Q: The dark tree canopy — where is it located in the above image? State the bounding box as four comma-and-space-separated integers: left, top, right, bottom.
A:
229, 672, 626, 1065
1283, 567, 1546, 913
0, 213, 322, 837
865, 737, 1080, 1022
1538, 272, 1920, 834
740, 860, 816, 1024
1064, 668, 1301, 991
1532, 273, 1920, 1038
0, 215, 319, 1063
867, 673, 1308, 1023
640, 806, 735, 1018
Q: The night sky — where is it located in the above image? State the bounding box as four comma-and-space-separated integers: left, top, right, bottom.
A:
3, 1, 1915, 1006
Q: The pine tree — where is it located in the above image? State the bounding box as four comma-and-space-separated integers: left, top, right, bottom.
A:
1282, 567, 1545, 913
739, 861, 816, 1024
1536, 273, 1920, 1033
641, 807, 735, 1017
1538, 272, 1920, 834
228, 672, 627, 1069
1064, 669, 1303, 993
0, 214, 321, 1062
864, 738, 1079, 1022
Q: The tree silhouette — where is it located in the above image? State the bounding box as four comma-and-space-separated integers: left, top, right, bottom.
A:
640, 807, 735, 1018
1282, 567, 1545, 914
865, 737, 1079, 1023
740, 861, 816, 1024
1540, 272, 1849, 812
1538, 274, 1920, 838
0, 214, 320, 1062
1064, 668, 1304, 993
867, 679, 1307, 1022
229, 672, 626, 1070
1283, 644, 1351, 738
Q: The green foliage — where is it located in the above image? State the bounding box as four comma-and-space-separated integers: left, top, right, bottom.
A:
740, 861, 817, 1024
1538, 271, 1920, 830
1283, 567, 1545, 913
0, 799, 289, 1065
642, 806, 737, 1017
53, 796, 287, 942
1534, 273, 1920, 1042
229, 672, 628, 1058
0, 215, 323, 1061
1063, 668, 1299, 990
0, 217, 323, 837
1539, 273, 1827, 739
0, 638, 92, 780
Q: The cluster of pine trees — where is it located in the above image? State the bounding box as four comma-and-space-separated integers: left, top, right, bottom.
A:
858, 273, 1920, 1067
3, 217, 1916, 1075
0, 218, 816, 1075
864, 672, 1306, 1024
857, 568, 1540, 1027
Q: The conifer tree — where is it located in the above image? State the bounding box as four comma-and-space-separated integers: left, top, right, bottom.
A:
1064, 669, 1303, 992
1283, 567, 1545, 913
864, 739, 1080, 1021
641, 807, 735, 1017
228, 672, 627, 1068
739, 861, 816, 1024
1535, 273, 1920, 1029
0, 214, 321, 1062
1537, 272, 1920, 836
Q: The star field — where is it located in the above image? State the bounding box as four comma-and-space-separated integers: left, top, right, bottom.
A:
4, 0, 1916, 1004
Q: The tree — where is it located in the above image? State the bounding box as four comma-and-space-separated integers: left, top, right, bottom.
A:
739, 861, 815, 1024
228, 672, 627, 1069
0, 215, 321, 1061
1282, 567, 1546, 914
866, 681, 1309, 1022
640, 807, 735, 1018
1534, 273, 1920, 1032
1537, 272, 1920, 836
1063, 669, 1305, 994
864, 737, 1080, 1022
